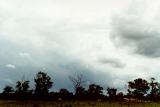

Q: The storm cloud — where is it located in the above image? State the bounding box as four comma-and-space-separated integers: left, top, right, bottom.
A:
111, 0, 160, 58
98, 58, 125, 68
0, 0, 160, 92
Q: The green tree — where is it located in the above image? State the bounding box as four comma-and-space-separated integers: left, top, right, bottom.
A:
15, 80, 30, 99
75, 86, 87, 100
88, 84, 103, 100
128, 78, 149, 100
2, 85, 14, 95
149, 77, 159, 101
59, 88, 70, 95
107, 88, 117, 99
59, 88, 73, 100
117, 92, 124, 99
34, 71, 53, 99
16, 80, 29, 93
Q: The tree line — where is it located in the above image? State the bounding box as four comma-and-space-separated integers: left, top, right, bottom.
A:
1, 71, 160, 102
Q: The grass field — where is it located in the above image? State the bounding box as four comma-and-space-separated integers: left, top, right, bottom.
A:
0, 101, 160, 107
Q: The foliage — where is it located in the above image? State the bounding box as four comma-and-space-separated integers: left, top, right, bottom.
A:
16, 80, 29, 93
58, 88, 73, 100
2, 85, 14, 95
149, 77, 159, 101
88, 84, 103, 100
128, 78, 150, 100
75, 86, 87, 100
107, 88, 117, 99
15, 80, 30, 100
34, 71, 53, 99
2, 71, 160, 102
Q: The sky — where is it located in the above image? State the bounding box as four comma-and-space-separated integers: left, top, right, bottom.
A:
0, 0, 160, 92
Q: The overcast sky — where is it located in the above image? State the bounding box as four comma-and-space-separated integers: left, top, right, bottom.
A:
0, 0, 160, 92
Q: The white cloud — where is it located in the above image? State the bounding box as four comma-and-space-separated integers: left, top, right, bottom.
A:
19, 52, 30, 57
6, 64, 16, 69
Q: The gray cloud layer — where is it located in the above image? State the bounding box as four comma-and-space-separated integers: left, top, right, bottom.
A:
0, 0, 160, 93
111, 0, 160, 58
98, 58, 125, 68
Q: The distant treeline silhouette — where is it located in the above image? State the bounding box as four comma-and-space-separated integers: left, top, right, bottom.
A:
0, 71, 160, 102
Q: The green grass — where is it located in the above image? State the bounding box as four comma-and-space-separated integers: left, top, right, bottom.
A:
0, 101, 160, 107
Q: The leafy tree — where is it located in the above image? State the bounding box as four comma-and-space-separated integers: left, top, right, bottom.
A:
88, 84, 103, 100
16, 80, 29, 93
128, 78, 150, 100
59, 88, 70, 95
3, 85, 14, 95
34, 71, 53, 99
107, 88, 117, 100
126, 89, 132, 101
117, 92, 124, 99
149, 77, 159, 101
75, 86, 87, 100
15, 80, 30, 100
59, 88, 73, 100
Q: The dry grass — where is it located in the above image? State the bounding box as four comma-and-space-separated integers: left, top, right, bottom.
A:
0, 101, 159, 107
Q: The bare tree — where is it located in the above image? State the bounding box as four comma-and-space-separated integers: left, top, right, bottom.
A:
69, 73, 86, 93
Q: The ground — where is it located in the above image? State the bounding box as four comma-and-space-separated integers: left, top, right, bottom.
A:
0, 101, 160, 107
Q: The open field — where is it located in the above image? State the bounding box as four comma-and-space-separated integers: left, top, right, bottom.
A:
0, 101, 160, 107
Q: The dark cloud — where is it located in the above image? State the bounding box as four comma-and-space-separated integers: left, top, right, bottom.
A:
0, 52, 115, 92
2, 0, 158, 93
98, 57, 125, 68
110, 5, 160, 58
58, 60, 114, 90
